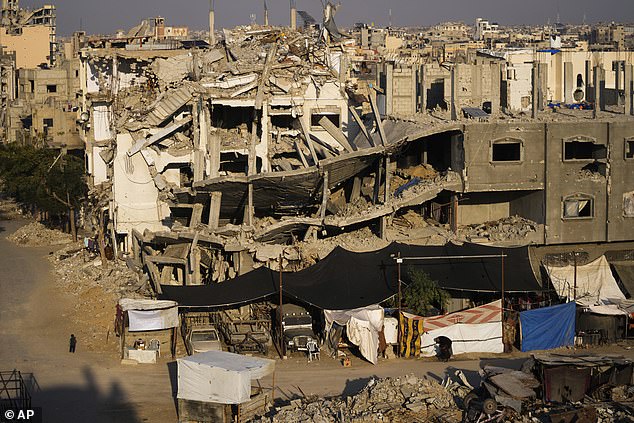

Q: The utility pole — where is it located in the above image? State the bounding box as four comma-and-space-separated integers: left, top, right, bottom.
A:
573, 252, 578, 301
279, 253, 284, 357
396, 252, 402, 357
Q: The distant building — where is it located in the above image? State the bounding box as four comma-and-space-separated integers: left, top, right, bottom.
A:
475, 18, 499, 41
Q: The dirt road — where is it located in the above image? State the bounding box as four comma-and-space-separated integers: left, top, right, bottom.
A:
2, 217, 634, 422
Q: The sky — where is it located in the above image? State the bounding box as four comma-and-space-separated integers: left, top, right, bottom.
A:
20, 0, 634, 37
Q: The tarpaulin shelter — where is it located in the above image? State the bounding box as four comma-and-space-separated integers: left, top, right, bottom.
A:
399, 312, 424, 357
546, 256, 626, 306
159, 242, 542, 309
118, 298, 179, 331
324, 305, 384, 364
177, 351, 274, 404
116, 298, 180, 359
419, 300, 504, 357
611, 262, 634, 297
520, 302, 576, 352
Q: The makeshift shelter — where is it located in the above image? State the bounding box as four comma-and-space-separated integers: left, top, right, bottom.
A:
546, 256, 626, 306
177, 351, 275, 422
576, 304, 627, 345
399, 312, 424, 357
116, 298, 179, 361
520, 302, 576, 352
324, 305, 384, 364
611, 262, 634, 297
159, 242, 542, 309
419, 300, 504, 357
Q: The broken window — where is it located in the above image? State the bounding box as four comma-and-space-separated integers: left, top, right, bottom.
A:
491, 139, 522, 162
563, 137, 607, 161
562, 195, 594, 219
624, 192, 634, 217
29, 80, 34, 92
46, 84, 57, 93
43, 118, 53, 127
311, 112, 340, 129
625, 139, 634, 159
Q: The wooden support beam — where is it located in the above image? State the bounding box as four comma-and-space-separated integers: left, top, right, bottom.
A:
318, 116, 354, 152
319, 171, 330, 220
208, 192, 222, 229
348, 105, 373, 146
373, 157, 383, 204
189, 203, 204, 228
369, 88, 387, 146
146, 256, 188, 265
298, 117, 319, 166
145, 260, 163, 294
294, 138, 309, 168
384, 156, 391, 204
350, 176, 362, 202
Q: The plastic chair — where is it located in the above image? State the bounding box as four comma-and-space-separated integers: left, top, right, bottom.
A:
149, 339, 161, 357
307, 340, 320, 362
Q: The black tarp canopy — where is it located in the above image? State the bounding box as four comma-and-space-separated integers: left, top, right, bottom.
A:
159, 242, 543, 309
611, 262, 634, 297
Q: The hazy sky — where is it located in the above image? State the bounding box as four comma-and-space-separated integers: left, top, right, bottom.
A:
21, 0, 634, 36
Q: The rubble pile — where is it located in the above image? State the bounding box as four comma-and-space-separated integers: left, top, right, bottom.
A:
459, 215, 537, 242
49, 243, 148, 352
0, 196, 23, 220
7, 222, 73, 246
262, 374, 461, 423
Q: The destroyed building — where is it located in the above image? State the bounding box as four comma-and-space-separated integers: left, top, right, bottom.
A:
72, 11, 634, 295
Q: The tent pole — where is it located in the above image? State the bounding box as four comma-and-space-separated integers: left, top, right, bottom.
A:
397, 252, 402, 358
279, 253, 284, 357
573, 252, 578, 301
501, 251, 505, 322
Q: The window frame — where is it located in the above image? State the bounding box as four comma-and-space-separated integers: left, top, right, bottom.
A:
489, 137, 524, 164
562, 135, 606, 162
625, 137, 634, 160
562, 193, 595, 220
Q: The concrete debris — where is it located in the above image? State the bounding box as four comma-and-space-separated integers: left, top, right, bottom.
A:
459, 216, 538, 242
257, 374, 461, 423
7, 222, 73, 247
48, 242, 149, 352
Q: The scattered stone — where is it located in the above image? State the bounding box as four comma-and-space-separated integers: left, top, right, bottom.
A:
7, 222, 73, 247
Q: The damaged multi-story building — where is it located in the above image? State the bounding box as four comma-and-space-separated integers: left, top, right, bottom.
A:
76, 9, 634, 297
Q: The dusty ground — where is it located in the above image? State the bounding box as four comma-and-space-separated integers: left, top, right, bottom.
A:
2, 216, 634, 422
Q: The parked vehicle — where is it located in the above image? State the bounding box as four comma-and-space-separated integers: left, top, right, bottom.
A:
277, 304, 318, 353
187, 327, 222, 353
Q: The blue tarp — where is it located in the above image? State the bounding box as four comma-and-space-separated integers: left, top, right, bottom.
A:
520, 302, 575, 352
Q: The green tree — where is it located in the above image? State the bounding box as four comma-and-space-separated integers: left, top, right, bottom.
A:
0, 145, 87, 238
402, 269, 450, 316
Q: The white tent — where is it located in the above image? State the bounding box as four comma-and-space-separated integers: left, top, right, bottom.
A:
177, 351, 275, 404
546, 256, 626, 306
324, 305, 384, 364
118, 298, 179, 331
420, 300, 504, 357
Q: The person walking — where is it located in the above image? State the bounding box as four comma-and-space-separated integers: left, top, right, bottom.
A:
69, 334, 77, 353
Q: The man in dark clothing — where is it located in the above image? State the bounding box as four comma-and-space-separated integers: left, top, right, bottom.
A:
69, 334, 77, 353
435, 336, 452, 362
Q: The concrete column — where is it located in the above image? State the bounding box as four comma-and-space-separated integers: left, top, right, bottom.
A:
615, 61, 623, 106
209, 0, 215, 45
208, 192, 222, 229
532, 64, 539, 119
490, 63, 500, 117
419, 64, 426, 112
585, 60, 593, 102
593, 66, 602, 118
386, 62, 394, 115
450, 65, 458, 120
625, 64, 633, 115
539, 63, 548, 110
599, 67, 606, 111
290, 0, 297, 30
564, 62, 573, 104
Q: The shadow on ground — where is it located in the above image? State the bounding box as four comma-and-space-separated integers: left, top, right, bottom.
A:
30, 366, 142, 423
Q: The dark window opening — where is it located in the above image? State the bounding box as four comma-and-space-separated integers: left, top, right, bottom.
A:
29, 80, 34, 92
492, 142, 521, 162
626, 140, 634, 159
563, 196, 593, 218
75, 70, 79, 78
576, 74, 584, 87
219, 153, 261, 175
43, 118, 53, 127
211, 105, 254, 129
311, 113, 340, 128
564, 140, 607, 160
427, 78, 447, 110
46, 84, 57, 93
270, 115, 294, 129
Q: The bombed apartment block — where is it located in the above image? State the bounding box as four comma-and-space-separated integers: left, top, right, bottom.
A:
74, 18, 634, 294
